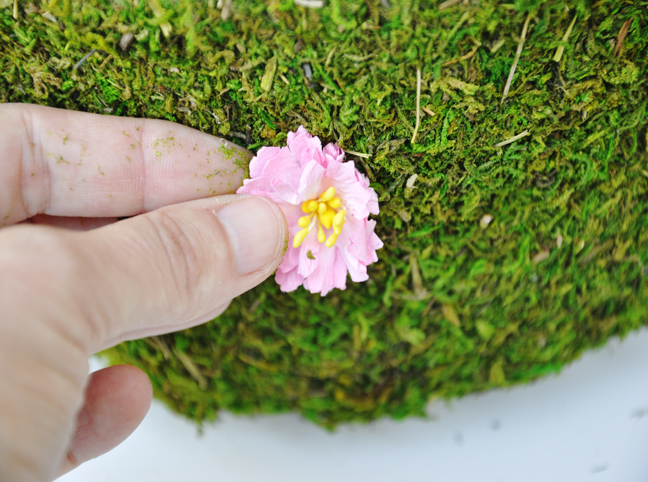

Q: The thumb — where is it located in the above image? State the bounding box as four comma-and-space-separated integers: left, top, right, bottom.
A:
77, 194, 287, 352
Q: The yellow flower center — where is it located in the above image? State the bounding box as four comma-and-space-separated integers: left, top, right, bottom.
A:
293, 186, 346, 249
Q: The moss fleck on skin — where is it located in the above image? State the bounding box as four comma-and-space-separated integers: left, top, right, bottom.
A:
2, 0, 647, 428
216, 142, 251, 177
218, 144, 237, 160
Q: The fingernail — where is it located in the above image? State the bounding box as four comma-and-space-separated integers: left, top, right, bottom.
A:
215, 197, 284, 275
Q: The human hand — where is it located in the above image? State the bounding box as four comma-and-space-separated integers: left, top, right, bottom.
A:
0, 104, 287, 482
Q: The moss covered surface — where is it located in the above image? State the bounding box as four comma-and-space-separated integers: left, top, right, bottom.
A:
2, 0, 647, 427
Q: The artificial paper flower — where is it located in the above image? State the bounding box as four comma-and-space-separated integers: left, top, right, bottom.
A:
237, 126, 383, 296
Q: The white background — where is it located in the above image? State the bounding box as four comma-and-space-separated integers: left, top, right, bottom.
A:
59, 329, 648, 482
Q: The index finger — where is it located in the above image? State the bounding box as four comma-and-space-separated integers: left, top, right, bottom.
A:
0, 103, 251, 225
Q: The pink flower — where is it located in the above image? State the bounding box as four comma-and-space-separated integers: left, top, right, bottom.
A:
237, 126, 383, 296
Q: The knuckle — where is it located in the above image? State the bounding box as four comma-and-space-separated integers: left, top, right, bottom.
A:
145, 209, 210, 302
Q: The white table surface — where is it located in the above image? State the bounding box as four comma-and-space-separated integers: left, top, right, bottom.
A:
58, 329, 648, 482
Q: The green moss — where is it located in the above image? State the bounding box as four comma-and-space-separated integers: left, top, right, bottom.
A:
2, 0, 647, 428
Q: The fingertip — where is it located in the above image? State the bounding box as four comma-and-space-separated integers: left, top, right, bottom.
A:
215, 195, 288, 275
57, 365, 152, 477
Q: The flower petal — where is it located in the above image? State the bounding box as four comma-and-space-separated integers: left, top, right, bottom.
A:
322, 142, 345, 168
238, 148, 302, 204
288, 126, 325, 168
303, 246, 347, 296
239, 125, 382, 296
297, 236, 321, 278
249, 146, 283, 179
348, 218, 382, 264
298, 160, 326, 201
326, 160, 373, 219
275, 266, 303, 293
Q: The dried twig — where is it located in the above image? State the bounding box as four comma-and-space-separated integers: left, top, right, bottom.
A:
221, 0, 232, 21
501, 14, 532, 103
148, 0, 172, 37
295, 0, 325, 7
439, 0, 461, 11
172, 347, 208, 389
345, 150, 371, 159
73, 49, 97, 70
421, 106, 435, 117
42, 11, 58, 23
443, 41, 482, 66
553, 14, 577, 63
13, 0, 18, 19
149, 336, 171, 360
325, 47, 336, 68
494, 130, 530, 147
613, 19, 632, 57
261, 56, 277, 91
411, 68, 421, 144
404, 174, 419, 199
533, 249, 550, 265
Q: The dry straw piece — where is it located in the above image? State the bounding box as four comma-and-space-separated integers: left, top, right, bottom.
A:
411, 68, 422, 144
501, 14, 532, 103
613, 19, 633, 57
553, 14, 578, 63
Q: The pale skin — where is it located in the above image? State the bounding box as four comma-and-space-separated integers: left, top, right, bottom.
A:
0, 104, 288, 482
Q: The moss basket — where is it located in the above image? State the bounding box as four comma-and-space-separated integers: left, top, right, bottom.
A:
2, 0, 647, 428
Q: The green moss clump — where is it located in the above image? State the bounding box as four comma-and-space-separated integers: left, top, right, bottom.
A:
2, 0, 647, 428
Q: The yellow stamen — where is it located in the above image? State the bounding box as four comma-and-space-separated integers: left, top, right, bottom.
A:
298, 214, 312, 228
333, 210, 346, 227
293, 227, 310, 248
325, 232, 338, 248
320, 208, 336, 229
318, 186, 336, 203
328, 197, 341, 209
298, 189, 347, 248
303, 201, 318, 213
